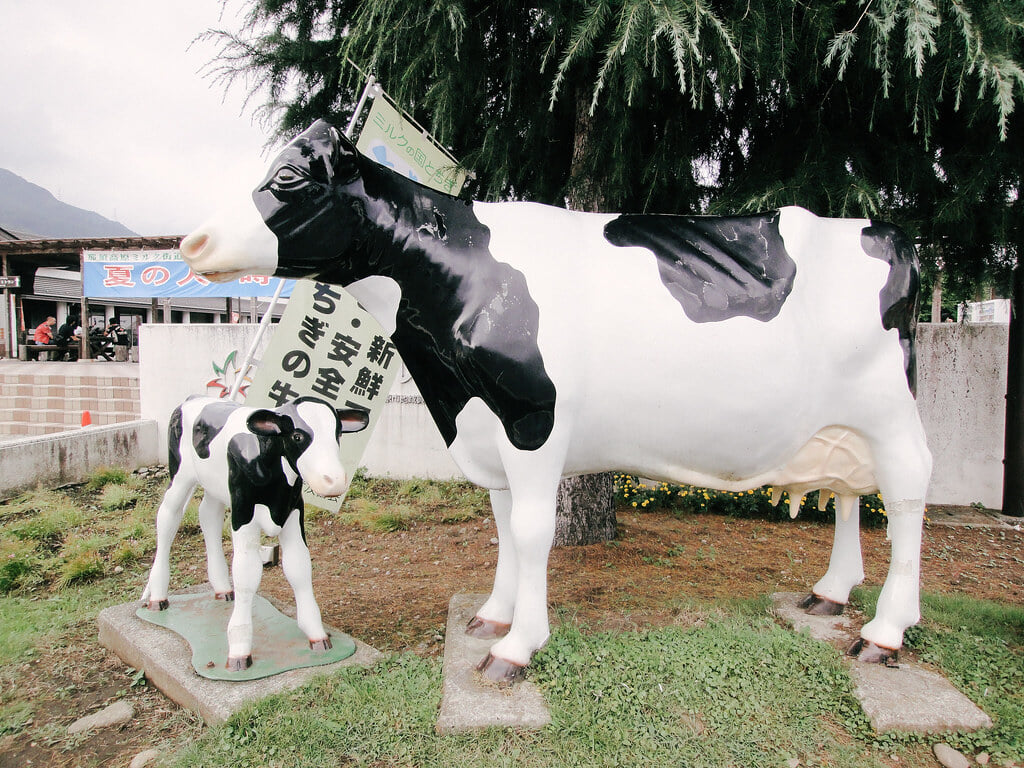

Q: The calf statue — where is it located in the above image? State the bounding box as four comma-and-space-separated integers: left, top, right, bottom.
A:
141, 395, 369, 670
179, 119, 932, 682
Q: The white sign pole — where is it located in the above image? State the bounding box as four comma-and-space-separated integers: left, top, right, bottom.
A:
229, 277, 288, 401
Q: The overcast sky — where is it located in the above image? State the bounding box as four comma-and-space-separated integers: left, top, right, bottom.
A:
1, 0, 280, 236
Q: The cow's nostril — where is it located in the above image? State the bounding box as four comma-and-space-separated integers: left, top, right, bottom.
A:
180, 232, 209, 259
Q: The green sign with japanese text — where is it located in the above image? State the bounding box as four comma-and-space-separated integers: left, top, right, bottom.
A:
356, 96, 467, 196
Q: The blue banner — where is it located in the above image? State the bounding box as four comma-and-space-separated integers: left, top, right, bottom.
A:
82, 250, 294, 299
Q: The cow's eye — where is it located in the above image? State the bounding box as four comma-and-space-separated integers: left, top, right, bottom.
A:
271, 166, 308, 191
292, 432, 308, 444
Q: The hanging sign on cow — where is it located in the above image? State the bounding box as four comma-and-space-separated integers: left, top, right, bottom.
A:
355, 94, 466, 196
245, 280, 401, 511
82, 250, 295, 299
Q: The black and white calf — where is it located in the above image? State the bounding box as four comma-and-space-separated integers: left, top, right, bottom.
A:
179, 119, 932, 681
141, 395, 368, 670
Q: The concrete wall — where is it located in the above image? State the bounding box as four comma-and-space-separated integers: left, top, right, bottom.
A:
137, 322, 1012, 507
0, 420, 160, 495
139, 323, 274, 440
917, 322, 1008, 507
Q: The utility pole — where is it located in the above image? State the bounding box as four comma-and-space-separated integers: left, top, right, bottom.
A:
1003, 262, 1024, 517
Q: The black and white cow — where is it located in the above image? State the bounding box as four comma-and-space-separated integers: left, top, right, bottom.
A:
179, 119, 932, 681
141, 395, 368, 670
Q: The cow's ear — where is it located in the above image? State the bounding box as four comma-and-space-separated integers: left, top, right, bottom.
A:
247, 409, 292, 437
327, 126, 361, 184
337, 408, 370, 434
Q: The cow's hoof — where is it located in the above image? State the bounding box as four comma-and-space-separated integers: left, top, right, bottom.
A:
848, 638, 899, 667
476, 653, 526, 686
145, 599, 169, 612
214, 591, 235, 602
466, 616, 511, 639
309, 636, 332, 652
798, 593, 845, 616
226, 654, 253, 671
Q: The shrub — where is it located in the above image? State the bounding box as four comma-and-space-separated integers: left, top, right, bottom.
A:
615, 475, 889, 526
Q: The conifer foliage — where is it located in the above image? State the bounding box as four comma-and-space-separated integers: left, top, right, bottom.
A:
206, 0, 1024, 289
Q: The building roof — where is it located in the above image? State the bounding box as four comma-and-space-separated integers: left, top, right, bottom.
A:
0, 235, 184, 292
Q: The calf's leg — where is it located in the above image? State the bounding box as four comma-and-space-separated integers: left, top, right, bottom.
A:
226, 521, 263, 670
278, 512, 330, 650
140, 477, 197, 610
198, 495, 232, 600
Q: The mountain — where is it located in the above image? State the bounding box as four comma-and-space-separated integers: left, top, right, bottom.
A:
0, 168, 137, 238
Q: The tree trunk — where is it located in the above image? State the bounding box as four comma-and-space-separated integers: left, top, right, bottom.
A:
551, 84, 618, 547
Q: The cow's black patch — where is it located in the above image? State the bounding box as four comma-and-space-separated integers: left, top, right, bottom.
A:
227, 431, 303, 532
603, 211, 797, 323
192, 400, 237, 459
253, 120, 556, 451
861, 222, 920, 396
167, 405, 184, 480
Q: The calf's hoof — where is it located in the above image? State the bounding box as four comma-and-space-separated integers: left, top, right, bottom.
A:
214, 591, 235, 602
848, 638, 899, 667
798, 593, 845, 616
226, 654, 253, 671
476, 653, 526, 686
466, 616, 511, 639
145, 599, 169, 612
309, 636, 333, 652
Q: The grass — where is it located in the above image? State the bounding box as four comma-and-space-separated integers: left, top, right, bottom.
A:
1, 471, 1022, 767
337, 471, 489, 531
163, 607, 883, 768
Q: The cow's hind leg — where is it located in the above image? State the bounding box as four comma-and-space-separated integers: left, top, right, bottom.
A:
802, 495, 864, 615
198, 495, 232, 600
278, 512, 330, 650
467, 489, 515, 639
851, 412, 932, 664
140, 476, 197, 610
226, 520, 263, 670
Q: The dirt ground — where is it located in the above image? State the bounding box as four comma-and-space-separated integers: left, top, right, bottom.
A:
2, 503, 1022, 767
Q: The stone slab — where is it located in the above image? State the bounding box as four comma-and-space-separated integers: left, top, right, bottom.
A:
99, 586, 383, 725
436, 594, 551, 733
771, 593, 992, 733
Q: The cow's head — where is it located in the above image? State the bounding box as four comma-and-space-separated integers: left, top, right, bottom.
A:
180, 120, 366, 283
246, 396, 369, 497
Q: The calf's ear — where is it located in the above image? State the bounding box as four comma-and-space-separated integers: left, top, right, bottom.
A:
337, 408, 370, 434
247, 409, 292, 436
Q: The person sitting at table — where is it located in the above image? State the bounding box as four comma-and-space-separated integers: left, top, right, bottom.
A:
33, 316, 56, 344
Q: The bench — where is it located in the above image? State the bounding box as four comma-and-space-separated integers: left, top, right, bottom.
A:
19, 343, 65, 361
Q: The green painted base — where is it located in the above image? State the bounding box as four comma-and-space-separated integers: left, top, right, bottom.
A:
136, 592, 356, 681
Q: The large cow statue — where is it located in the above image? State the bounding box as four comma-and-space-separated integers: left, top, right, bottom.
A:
141, 395, 369, 670
179, 119, 932, 682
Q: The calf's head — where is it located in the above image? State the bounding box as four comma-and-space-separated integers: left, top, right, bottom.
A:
180, 120, 367, 283
246, 397, 369, 497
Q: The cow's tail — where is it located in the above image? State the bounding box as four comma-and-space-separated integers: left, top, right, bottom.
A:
167, 405, 184, 480
861, 222, 920, 397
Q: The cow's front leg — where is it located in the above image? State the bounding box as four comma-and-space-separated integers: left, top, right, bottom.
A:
140, 477, 197, 610
226, 521, 263, 670
198, 495, 232, 600
801, 495, 864, 615
278, 512, 330, 650
477, 477, 559, 684
467, 489, 515, 639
